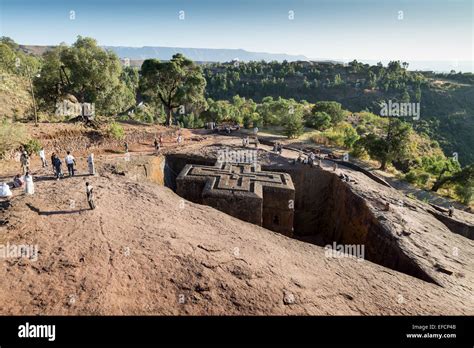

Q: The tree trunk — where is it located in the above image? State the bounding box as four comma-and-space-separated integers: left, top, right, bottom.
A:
431, 178, 447, 192
166, 106, 173, 126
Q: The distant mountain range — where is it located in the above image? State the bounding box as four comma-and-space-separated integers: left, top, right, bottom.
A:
20, 44, 310, 63
104, 46, 310, 62
19, 45, 473, 72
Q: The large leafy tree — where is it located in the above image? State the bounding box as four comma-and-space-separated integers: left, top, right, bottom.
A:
312, 101, 345, 125
34, 36, 135, 116
431, 164, 474, 192
0, 37, 41, 76
140, 54, 206, 126
358, 118, 412, 170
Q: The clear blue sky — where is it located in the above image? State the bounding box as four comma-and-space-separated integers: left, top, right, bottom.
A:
0, 0, 472, 62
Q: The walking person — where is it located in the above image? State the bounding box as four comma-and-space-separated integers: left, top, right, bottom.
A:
87, 153, 95, 176
52, 153, 62, 180
39, 148, 47, 168
85, 182, 95, 210
20, 151, 30, 175
65, 151, 76, 177
51, 152, 56, 169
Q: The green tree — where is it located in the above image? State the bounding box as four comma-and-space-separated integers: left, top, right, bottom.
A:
140, 53, 206, 126
359, 119, 412, 170
342, 125, 360, 149
281, 107, 304, 138
306, 111, 331, 130
431, 164, 474, 193
312, 101, 345, 125
34, 36, 134, 115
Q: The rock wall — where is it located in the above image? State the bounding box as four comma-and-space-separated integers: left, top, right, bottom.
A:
264, 164, 437, 284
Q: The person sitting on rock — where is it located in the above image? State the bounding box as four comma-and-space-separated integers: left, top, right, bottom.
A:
0, 182, 12, 197
13, 174, 24, 188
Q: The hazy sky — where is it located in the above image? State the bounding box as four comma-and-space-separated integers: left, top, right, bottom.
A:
0, 0, 472, 62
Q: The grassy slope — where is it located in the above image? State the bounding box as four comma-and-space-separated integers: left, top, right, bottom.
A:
0, 72, 32, 120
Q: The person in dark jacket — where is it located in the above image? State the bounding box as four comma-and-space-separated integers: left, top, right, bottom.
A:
52, 154, 62, 180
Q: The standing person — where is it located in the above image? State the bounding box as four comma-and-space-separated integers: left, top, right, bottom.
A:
51, 152, 56, 169
20, 151, 30, 175
52, 154, 62, 180
448, 204, 455, 217
24, 172, 34, 195
154, 137, 159, 150
159, 134, 163, 146
65, 151, 76, 177
39, 148, 47, 168
39, 148, 48, 168
124, 142, 129, 153
85, 182, 95, 210
87, 153, 95, 176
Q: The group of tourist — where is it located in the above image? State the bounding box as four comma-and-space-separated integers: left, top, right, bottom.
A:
50, 151, 95, 180
241, 136, 259, 148
293, 151, 321, 167
0, 148, 97, 210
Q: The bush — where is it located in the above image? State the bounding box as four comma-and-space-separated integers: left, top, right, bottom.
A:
312, 101, 345, 124
281, 111, 304, 138
107, 122, 125, 140
350, 141, 368, 159
23, 138, 42, 156
455, 180, 473, 205
305, 111, 331, 130
342, 125, 360, 149
405, 170, 431, 186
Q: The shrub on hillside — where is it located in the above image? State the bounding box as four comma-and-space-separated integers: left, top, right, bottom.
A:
107, 122, 125, 140
23, 138, 42, 156
281, 111, 304, 138
0, 119, 29, 158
